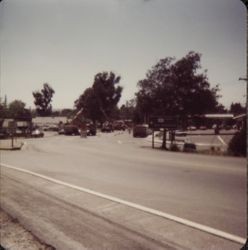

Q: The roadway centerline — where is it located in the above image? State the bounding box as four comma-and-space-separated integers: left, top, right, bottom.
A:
0, 163, 246, 245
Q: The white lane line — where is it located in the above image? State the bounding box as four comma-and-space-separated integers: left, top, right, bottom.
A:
1, 163, 245, 245
217, 136, 227, 146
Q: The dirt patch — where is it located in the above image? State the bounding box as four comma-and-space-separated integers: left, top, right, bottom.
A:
0, 208, 55, 250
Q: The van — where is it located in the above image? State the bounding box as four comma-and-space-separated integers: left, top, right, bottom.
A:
133, 124, 151, 138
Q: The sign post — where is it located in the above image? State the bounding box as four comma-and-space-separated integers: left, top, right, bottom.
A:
161, 128, 167, 149
152, 129, 155, 148
149, 116, 177, 150
8, 121, 17, 149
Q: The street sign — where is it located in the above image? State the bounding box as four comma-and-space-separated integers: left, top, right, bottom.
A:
8, 121, 17, 134
149, 116, 177, 129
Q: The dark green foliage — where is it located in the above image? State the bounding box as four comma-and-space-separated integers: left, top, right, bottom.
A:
0, 101, 8, 118
119, 100, 136, 120
33, 83, 55, 116
75, 87, 101, 123
170, 143, 180, 152
75, 71, 122, 123
228, 126, 247, 156
8, 100, 31, 120
0, 100, 31, 120
135, 52, 221, 122
183, 142, 197, 153
60, 109, 75, 118
229, 102, 246, 115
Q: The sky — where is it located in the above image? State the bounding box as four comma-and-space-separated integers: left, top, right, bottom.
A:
0, 0, 246, 110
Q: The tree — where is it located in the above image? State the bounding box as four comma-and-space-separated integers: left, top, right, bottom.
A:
135, 51, 221, 122
75, 72, 122, 123
228, 125, 246, 156
33, 83, 55, 116
0, 96, 8, 118
119, 99, 136, 120
215, 104, 227, 113
8, 100, 32, 120
75, 87, 101, 123
61, 108, 75, 118
230, 102, 246, 115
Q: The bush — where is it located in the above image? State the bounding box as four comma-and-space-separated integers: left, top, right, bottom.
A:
170, 143, 180, 152
228, 126, 246, 156
183, 143, 196, 153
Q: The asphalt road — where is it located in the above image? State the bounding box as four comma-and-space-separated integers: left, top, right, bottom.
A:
1, 131, 246, 239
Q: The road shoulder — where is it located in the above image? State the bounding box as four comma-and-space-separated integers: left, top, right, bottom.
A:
1, 167, 242, 250
0, 208, 54, 250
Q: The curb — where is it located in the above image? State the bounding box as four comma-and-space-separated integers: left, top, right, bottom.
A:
0, 143, 24, 151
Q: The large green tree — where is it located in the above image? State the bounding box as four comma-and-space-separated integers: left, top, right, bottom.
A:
135, 51, 221, 122
0, 97, 8, 118
60, 108, 75, 118
33, 83, 55, 116
119, 99, 136, 120
228, 125, 246, 156
75, 72, 122, 123
8, 100, 31, 120
230, 102, 246, 115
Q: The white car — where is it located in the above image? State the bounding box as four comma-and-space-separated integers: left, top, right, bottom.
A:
187, 126, 197, 131
32, 129, 44, 138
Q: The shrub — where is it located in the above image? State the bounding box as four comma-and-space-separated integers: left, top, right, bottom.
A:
170, 143, 180, 152
183, 142, 196, 153
228, 126, 246, 156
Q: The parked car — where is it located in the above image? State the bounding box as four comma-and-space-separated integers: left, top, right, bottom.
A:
101, 122, 113, 133
133, 124, 151, 138
43, 126, 50, 131
87, 124, 96, 136
58, 128, 65, 135
187, 126, 197, 131
183, 142, 196, 152
32, 129, 44, 138
64, 125, 80, 135
0, 129, 9, 139
48, 125, 59, 131
224, 125, 232, 130
175, 130, 187, 137
113, 121, 126, 131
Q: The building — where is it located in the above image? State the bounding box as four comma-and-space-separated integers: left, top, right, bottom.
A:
32, 116, 68, 128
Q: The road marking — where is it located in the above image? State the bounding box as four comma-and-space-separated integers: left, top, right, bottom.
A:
217, 136, 227, 146
1, 163, 245, 245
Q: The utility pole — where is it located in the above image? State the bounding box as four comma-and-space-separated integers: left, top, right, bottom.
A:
240, 1, 248, 247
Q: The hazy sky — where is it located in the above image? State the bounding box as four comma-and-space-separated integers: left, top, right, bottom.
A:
0, 0, 246, 110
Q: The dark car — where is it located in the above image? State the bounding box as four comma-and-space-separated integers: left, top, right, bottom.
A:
101, 122, 113, 133
224, 125, 232, 130
0, 130, 9, 139
133, 124, 150, 138
64, 125, 80, 135
87, 124, 96, 136
113, 121, 126, 131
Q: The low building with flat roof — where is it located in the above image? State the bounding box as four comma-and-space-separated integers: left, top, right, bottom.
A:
32, 116, 68, 127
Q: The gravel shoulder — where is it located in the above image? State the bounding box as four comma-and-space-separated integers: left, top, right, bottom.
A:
0, 208, 55, 250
